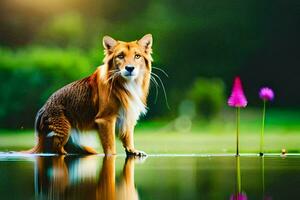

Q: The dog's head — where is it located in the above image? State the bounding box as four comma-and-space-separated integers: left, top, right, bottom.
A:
102, 34, 153, 82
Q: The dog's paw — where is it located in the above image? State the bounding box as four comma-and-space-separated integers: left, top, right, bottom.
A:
126, 149, 147, 157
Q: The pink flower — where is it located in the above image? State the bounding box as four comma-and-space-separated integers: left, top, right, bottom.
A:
230, 193, 248, 200
259, 87, 274, 101
228, 77, 247, 107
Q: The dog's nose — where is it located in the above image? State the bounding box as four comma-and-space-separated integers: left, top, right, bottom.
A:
125, 66, 134, 73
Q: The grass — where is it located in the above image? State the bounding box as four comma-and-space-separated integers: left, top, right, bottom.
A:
0, 109, 299, 154
0, 130, 299, 154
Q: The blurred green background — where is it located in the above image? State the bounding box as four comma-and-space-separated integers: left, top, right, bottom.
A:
0, 0, 299, 153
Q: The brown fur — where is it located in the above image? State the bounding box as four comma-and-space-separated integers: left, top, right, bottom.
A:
25, 34, 153, 155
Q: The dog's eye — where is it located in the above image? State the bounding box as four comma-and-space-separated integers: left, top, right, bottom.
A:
135, 54, 141, 59
117, 54, 124, 59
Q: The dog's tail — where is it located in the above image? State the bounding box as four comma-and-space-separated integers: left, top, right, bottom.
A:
21, 108, 45, 154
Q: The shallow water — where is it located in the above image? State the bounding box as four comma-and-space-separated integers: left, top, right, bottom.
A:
0, 154, 299, 199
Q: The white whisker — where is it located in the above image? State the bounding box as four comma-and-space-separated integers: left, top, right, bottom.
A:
105, 70, 120, 83
150, 76, 159, 103
152, 66, 169, 77
151, 72, 170, 109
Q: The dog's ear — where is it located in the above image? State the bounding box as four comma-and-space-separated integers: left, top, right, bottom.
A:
138, 34, 152, 53
103, 35, 117, 53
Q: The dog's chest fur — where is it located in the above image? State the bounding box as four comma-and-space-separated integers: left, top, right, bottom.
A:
117, 82, 147, 134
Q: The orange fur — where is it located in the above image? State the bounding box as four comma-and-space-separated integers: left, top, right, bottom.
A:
96, 34, 152, 155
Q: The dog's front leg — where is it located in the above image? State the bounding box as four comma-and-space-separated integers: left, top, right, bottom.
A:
120, 124, 147, 157
95, 117, 116, 155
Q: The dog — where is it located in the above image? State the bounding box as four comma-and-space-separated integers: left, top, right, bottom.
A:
26, 34, 153, 156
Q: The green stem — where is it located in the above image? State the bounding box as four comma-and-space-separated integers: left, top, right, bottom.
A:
236, 107, 240, 156
260, 101, 266, 155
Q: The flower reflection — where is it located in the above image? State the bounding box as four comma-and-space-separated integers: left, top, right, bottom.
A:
261, 157, 273, 200
230, 192, 247, 200
35, 155, 141, 200
231, 156, 248, 200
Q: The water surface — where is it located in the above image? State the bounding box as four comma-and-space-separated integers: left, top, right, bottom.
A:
0, 154, 299, 199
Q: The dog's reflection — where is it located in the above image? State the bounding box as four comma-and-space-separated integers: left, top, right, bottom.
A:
35, 155, 141, 200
